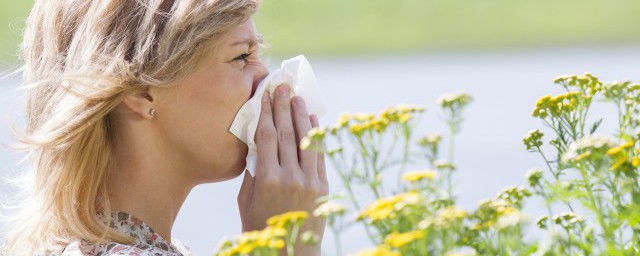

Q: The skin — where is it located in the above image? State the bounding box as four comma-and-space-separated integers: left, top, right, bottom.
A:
108, 18, 327, 255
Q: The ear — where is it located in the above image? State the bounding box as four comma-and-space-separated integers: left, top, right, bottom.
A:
121, 88, 156, 119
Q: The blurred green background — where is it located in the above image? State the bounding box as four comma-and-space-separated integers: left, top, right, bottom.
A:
1, 0, 640, 62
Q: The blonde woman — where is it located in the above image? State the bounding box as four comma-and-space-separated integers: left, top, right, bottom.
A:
2, 0, 328, 255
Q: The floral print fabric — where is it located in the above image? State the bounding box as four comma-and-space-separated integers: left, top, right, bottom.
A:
60, 212, 192, 256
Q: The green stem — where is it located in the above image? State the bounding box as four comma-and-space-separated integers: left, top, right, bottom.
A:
331, 225, 342, 256
447, 121, 455, 199
578, 165, 614, 247
537, 147, 575, 212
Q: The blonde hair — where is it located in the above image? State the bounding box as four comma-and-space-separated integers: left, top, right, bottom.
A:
3, 0, 259, 254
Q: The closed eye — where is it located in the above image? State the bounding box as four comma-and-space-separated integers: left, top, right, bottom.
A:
233, 53, 250, 63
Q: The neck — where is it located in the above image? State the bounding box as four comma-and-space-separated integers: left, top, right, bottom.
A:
107, 136, 195, 243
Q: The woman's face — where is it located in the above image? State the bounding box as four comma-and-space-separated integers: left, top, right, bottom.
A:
154, 18, 267, 183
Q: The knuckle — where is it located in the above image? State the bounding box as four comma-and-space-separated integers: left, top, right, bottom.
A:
278, 129, 296, 143
308, 180, 329, 196
257, 127, 277, 141
318, 183, 329, 195
262, 174, 280, 188
277, 99, 291, 112
285, 176, 304, 191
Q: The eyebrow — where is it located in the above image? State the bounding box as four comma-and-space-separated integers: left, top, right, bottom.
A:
229, 36, 264, 48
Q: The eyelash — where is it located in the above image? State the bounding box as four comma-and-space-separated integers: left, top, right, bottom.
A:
233, 53, 251, 63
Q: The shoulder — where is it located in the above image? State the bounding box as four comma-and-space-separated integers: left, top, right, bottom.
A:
60, 240, 172, 256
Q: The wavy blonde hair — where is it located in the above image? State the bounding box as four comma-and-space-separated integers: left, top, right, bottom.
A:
3, 0, 259, 254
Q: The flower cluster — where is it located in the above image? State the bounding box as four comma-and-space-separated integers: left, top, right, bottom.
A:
313, 201, 346, 218
384, 230, 426, 248
561, 135, 616, 164
554, 73, 602, 96
356, 191, 421, 222
523, 129, 544, 151
401, 170, 437, 183
418, 206, 467, 230
438, 92, 473, 109
606, 140, 638, 172
351, 245, 401, 256
267, 211, 309, 229
552, 212, 585, 229
470, 199, 521, 231
496, 186, 531, 208
532, 91, 586, 119
215, 211, 309, 256
526, 168, 543, 187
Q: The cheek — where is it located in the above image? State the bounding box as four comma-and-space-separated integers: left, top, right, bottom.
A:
175, 72, 252, 166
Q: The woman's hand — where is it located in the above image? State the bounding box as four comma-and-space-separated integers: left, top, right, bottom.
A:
237, 84, 329, 255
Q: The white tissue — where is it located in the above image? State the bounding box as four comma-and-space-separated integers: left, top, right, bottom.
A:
229, 55, 327, 176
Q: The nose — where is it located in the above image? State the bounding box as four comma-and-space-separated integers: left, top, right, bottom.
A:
251, 61, 269, 98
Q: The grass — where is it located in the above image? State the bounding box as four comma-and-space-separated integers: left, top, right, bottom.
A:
1, 0, 640, 63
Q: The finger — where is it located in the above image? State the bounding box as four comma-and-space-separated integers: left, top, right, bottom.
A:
273, 85, 298, 168
255, 92, 278, 173
238, 171, 255, 231
238, 171, 254, 208
310, 115, 328, 186
292, 96, 317, 177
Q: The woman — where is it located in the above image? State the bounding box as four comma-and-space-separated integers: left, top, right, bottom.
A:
2, 0, 328, 255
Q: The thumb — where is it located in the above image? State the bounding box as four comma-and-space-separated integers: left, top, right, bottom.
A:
237, 170, 255, 209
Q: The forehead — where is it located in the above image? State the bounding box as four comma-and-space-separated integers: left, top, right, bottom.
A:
223, 19, 260, 46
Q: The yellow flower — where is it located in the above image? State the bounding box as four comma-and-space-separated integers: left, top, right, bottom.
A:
574, 152, 591, 161
300, 127, 328, 150
349, 123, 366, 136
267, 211, 309, 228
402, 170, 437, 182
357, 191, 420, 222
439, 206, 467, 220
350, 245, 401, 256
306, 126, 328, 140
371, 117, 390, 133
632, 157, 640, 167
607, 141, 634, 156
268, 239, 285, 249
354, 113, 375, 122
398, 113, 412, 124
384, 230, 425, 248
611, 156, 628, 170
337, 112, 351, 127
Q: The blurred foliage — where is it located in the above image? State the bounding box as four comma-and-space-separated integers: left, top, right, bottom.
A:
2, 0, 640, 63
0, 0, 31, 63
255, 0, 640, 56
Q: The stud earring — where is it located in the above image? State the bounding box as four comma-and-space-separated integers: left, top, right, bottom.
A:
149, 108, 156, 118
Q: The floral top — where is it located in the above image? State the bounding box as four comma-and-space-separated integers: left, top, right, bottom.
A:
59, 212, 192, 256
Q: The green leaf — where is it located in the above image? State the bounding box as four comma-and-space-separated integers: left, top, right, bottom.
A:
590, 119, 603, 134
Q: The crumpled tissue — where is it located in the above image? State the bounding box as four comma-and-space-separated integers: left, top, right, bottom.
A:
229, 55, 327, 176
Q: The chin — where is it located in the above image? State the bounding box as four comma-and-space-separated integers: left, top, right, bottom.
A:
202, 160, 245, 183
